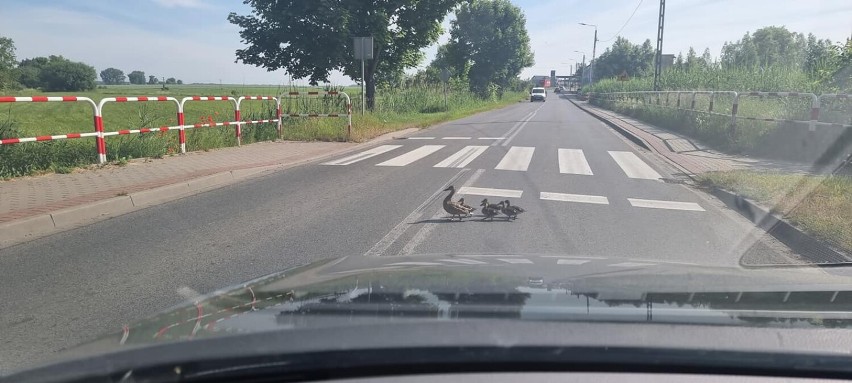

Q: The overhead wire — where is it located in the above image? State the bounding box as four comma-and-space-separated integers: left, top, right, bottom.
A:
598, 0, 644, 43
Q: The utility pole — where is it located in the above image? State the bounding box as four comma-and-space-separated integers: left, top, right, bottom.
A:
579, 23, 598, 84
653, 0, 666, 91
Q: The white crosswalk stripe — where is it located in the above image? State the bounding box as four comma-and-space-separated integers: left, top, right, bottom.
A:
322, 145, 402, 165
434, 145, 489, 168
440, 258, 487, 265
540, 192, 609, 205
628, 198, 705, 211
457, 187, 523, 198
556, 259, 591, 265
497, 258, 534, 264
495, 146, 535, 171
376, 145, 445, 166
558, 149, 593, 175
608, 151, 662, 180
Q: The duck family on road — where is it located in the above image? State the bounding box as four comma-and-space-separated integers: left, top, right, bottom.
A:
442, 185, 525, 221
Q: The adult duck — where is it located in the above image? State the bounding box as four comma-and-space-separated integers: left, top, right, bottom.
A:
442, 186, 469, 221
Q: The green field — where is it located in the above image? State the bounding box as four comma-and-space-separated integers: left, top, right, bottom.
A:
0, 84, 526, 177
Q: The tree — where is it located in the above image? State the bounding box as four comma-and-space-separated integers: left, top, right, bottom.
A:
128, 70, 145, 84
16, 56, 49, 88
591, 37, 654, 80
228, 0, 461, 109
39, 56, 96, 91
148, 75, 158, 85
445, 0, 534, 97
16, 55, 95, 91
176, 79, 183, 85
166, 77, 176, 84
701, 48, 713, 67
99, 67, 125, 84
0, 36, 18, 90
720, 27, 807, 69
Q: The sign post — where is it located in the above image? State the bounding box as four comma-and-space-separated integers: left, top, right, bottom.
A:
617, 70, 629, 91
440, 67, 450, 111
352, 37, 374, 114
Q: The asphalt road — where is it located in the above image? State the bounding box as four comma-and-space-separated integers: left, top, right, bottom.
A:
0, 94, 809, 372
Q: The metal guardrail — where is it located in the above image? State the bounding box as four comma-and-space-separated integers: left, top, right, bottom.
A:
587, 91, 852, 134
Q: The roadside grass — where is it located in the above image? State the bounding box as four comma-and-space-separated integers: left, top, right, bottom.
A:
0, 85, 525, 177
584, 66, 851, 154
697, 170, 852, 253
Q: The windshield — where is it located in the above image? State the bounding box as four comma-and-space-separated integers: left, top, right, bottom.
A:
1, 0, 851, 377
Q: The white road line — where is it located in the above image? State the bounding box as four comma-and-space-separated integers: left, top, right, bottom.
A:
398, 169, 485, 256
440, 258, 488, 265
558, 149, 593, 175
376, 145, 445, 166
500, 105, 543, 147
498, 258, 534, 264
363, 169, 468, 256
457, 186, 523, 198
388, 262, 442, 266
444, 136, 471, 140
434, 146, 489, 168
322, 145, 402, 165
610, 262, 655, 268
408, 137, 435, 140
628, 198, 705, 211
557, 259, 590, 265
478, 137, 504, 140
540, 192, 609, 205
495, 146, 535, 171
608, 151, 662, 180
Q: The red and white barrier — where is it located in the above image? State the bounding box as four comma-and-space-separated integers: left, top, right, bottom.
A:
2, 91, 354, 165
0, 96, 99, 147
236, 96, 282, 139
98, 96, 181, 162
179, 96, 240, 146
279, 91, 352, 139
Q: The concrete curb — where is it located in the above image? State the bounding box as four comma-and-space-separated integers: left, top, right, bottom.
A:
568, 98, 652, 151
0, 128, 424, 250
707, 187, 852, 267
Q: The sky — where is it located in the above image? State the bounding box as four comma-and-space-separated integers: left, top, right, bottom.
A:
1, 0, 850, 86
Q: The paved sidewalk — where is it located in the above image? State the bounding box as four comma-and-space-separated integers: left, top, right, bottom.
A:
0, 140, 358, 224
573, 100, 818, 176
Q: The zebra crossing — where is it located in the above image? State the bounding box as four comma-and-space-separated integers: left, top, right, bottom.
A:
322, 143, 663, 180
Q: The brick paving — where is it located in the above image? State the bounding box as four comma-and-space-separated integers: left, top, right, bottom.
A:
0, 141, 356, 224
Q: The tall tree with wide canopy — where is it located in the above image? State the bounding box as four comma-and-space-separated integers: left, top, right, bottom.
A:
228, 0, 461, 109
445, 0, 533, 96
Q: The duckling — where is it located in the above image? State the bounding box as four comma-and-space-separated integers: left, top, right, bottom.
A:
442, 185, 468, 221
480, 198, 501, 221
457, 197, 475, 216
502, 200, 526, 220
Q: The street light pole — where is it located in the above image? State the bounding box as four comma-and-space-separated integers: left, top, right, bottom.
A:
579, 23, 598, 84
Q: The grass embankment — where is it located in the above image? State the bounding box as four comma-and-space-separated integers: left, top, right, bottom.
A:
583, 66, 851, 153
0, 84, 525, 177
697, 170, 852, 253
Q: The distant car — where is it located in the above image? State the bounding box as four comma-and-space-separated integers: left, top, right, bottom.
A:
530, 87, 546, 102
554, 87, 563, 94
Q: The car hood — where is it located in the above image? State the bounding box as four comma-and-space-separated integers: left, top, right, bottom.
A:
52, 253, 852, 364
